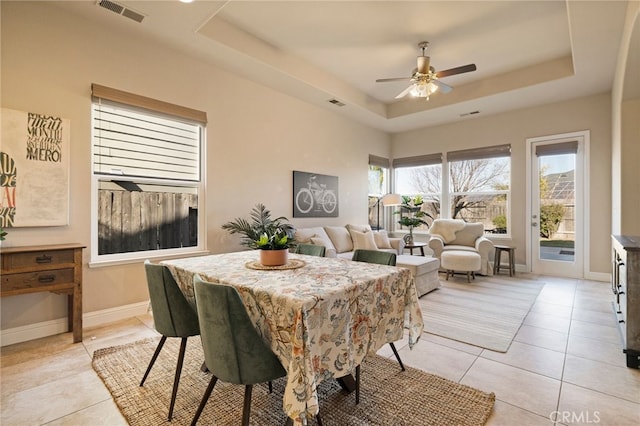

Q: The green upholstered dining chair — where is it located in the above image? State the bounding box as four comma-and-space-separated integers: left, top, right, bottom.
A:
140, 260, 201, 421
191, 275, 289, 426
351, 249, 406, 372
295, 243, 326, 257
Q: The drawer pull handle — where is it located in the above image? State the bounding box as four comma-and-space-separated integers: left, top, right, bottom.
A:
36, 255, 52, 264
38, 275, 56, 283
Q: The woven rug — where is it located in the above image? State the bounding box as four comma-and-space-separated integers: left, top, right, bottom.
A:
92, 337, 495, 426
420, 275, 544, 352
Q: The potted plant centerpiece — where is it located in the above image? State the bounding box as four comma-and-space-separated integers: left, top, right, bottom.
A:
395, 195, 433, 244
222, 203, 296, 266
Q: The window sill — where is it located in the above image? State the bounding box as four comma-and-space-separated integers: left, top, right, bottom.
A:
89, 249, 210, 268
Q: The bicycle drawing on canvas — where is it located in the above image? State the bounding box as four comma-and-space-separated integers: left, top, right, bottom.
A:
295, 175, 337, 215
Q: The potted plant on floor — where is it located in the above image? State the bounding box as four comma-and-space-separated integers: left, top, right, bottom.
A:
222, 203, 296, 266
395, 195, 433, 244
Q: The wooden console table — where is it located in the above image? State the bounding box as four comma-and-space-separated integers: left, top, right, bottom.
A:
1, 243, 85, 343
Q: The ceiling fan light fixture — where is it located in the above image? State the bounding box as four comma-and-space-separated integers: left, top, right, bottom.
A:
410, 80, 439, 99
376, 41, 476, 100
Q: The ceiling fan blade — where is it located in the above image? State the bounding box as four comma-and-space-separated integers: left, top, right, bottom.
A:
376, 77, 411, 83
436, 63, 477, 78
432, 80, 453, 94
395, 85, 415, 99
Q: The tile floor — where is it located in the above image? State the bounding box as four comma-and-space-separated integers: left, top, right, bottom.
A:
1, 274, 639, 425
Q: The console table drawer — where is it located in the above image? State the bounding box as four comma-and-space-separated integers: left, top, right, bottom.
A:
2, 269, 75, 292
0, 243, 85, 343
1, 249, 76, 272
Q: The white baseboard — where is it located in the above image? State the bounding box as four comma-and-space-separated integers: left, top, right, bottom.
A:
586, 271, 610, 282
0, 301, 150, 347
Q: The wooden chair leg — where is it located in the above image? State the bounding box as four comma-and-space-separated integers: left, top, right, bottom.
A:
140, 335, 167, 386
355, 365, 361, 405
388, 342, 405, 371
168, 337, 188, 420
242, 385, 253, 426
466, 272, 471, 283
190, 375, 218, 426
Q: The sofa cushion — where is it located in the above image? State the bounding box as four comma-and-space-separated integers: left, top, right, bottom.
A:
373, 230, 392, 249
324, 226, 354, 253
295, 227, 337, 257
351, 230, 378, 250
346, 224, 373, 234
442, 245, 478, 253
452, 222, 484, 246
310, 236, 337, 258
294, 227, 326, 244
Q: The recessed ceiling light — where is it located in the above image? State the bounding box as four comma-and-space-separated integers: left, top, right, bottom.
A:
179, 0, 194, 4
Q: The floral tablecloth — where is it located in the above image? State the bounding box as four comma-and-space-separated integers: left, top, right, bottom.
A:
161, 251, 424, 425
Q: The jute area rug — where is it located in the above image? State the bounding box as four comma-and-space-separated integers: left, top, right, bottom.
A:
420, 274, 544, 352
92, 337, 495, 426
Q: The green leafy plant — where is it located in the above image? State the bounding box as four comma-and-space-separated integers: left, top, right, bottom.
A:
540, 203, 565, 239
492, 215, 507, 233
222, 203, 295, 250
0, 227, 6, 241
395, 195, 433, 240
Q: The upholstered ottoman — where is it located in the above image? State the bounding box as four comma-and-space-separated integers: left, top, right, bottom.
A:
441, 251, 481, 283
396, 255, 440, 297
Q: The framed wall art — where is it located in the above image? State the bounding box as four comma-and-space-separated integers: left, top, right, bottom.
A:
293, 170, 339, 218
1, 108, 70, 227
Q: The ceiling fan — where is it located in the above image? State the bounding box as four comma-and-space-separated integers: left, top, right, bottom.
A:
376, 41, 476, 100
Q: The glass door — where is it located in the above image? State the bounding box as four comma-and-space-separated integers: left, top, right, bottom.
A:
529, 134, 585, 277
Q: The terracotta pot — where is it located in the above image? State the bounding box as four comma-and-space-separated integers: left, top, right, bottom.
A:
260, 249, 288, 266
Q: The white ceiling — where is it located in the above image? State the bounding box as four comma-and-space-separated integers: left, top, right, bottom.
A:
53, 0, 630, 133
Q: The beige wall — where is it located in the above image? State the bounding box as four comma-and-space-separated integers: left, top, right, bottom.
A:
0, 2, 390, 330
612, 2, 640, 236
620, 98, 640, 234
391, 93, 613, 276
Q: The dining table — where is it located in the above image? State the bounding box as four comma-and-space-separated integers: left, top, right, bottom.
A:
161, 250, 424, 426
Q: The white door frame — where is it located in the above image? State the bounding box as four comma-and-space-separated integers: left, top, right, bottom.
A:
525, 130, 590, 278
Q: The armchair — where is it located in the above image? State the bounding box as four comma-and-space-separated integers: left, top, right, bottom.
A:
428, 219, 494, 276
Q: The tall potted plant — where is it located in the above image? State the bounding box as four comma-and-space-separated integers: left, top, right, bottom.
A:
395, 195, 432, 244
222, 203, 295, 266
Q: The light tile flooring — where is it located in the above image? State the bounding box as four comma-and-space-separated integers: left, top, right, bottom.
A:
2, 274, 639, 425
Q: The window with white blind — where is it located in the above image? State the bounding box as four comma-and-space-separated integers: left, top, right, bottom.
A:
368, 155, 390, 229
447, 144, 510, 233
390, 146, 511, 236
91, 84, 206, 264
392, 154, 442, 234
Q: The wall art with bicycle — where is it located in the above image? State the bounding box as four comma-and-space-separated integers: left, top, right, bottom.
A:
292, 170, 338, 218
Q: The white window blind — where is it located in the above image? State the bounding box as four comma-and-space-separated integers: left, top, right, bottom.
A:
92, 102, 201, 181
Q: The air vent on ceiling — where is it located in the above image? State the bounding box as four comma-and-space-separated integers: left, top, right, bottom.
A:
328, 99, 346, 107
460, 110, 480, 117
97, 0, 145, 23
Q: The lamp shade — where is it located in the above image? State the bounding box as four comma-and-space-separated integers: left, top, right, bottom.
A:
381, 193, 402, 206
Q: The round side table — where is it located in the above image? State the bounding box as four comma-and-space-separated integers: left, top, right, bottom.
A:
404, 242, 427, 256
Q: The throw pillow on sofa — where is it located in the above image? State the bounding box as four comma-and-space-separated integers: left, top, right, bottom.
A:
294, 227, 338, 257
351, 230, 378, 250
310, 236, 337, 257
373, 230, 392, 249
324, 226, 354, 253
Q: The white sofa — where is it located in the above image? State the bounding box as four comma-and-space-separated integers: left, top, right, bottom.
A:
427, 219, 494, 276
295, 224, 440, 297
294, 224, 405, 259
